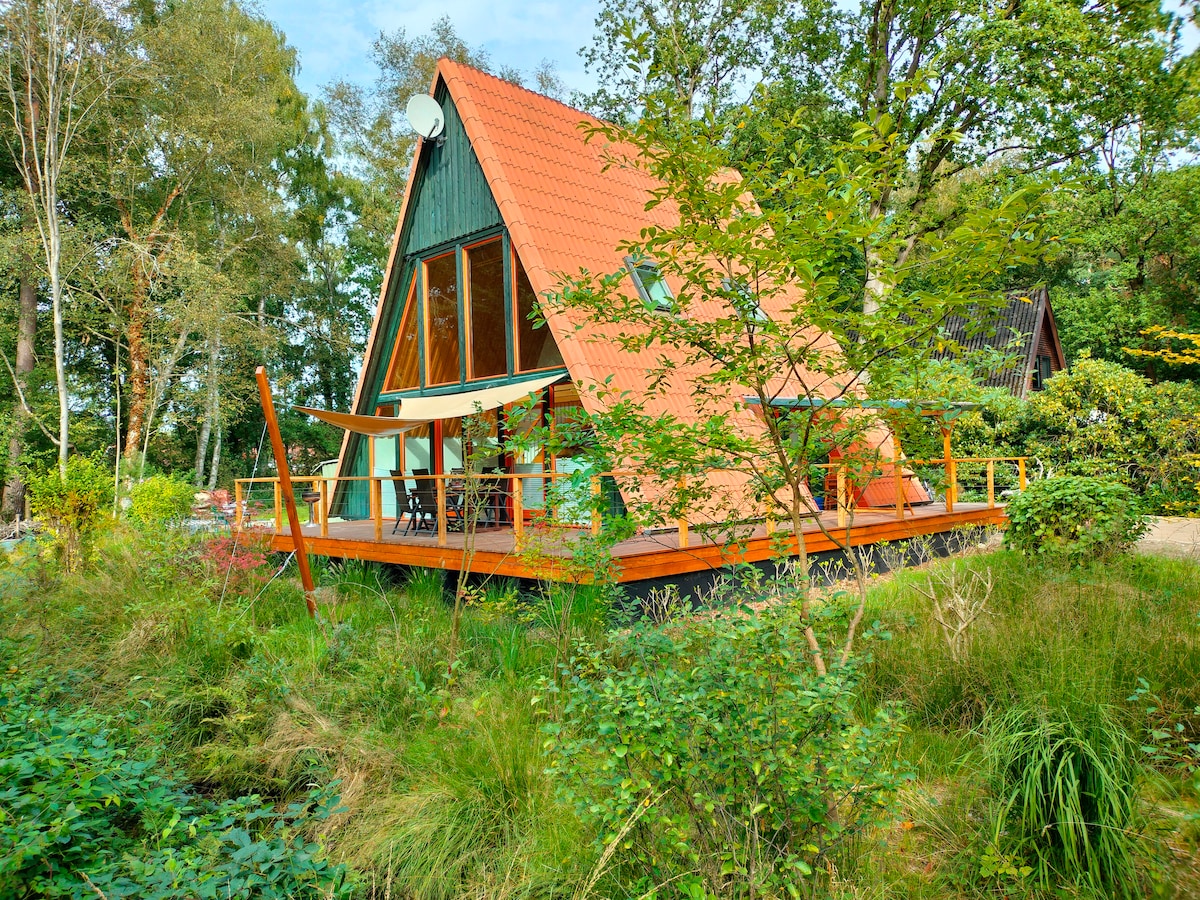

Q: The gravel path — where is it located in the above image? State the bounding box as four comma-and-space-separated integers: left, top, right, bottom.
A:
1139, 516, 1200, 558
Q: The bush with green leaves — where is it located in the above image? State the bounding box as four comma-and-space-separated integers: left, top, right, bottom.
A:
1004, 476, 1146, 561
981, 702, 1146, 897
25, 455, 114, 572
1015, 358, 1200, 514
128, 474, 196, 527
0, 670, 352, 899
544, 606, 910, 898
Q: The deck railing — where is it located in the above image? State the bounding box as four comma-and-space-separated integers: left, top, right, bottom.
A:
234, 456, 1028, 550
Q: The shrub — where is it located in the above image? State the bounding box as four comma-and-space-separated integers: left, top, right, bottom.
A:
0, 671, 352, 899
199, 531, 273, 597
26, 456, 114, 573
981, 702, 1145, 896
1015, 358, 1200, 514
128, 474, 196, 527
545, 606, 910, 897
1005, 475, 1146, 561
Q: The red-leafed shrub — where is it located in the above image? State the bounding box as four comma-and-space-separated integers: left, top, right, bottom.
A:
198, 531, 273, 596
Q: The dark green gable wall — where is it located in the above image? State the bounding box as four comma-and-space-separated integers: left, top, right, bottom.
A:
334, 81, 503, 518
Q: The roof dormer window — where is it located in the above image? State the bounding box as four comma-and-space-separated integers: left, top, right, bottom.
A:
626, 257, 674, 312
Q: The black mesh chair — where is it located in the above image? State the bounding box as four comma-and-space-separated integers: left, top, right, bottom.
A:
482, 469, 511, 527
389, 470, 411, 535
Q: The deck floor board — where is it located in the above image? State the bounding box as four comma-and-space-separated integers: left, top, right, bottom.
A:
251, 502, 1005, 582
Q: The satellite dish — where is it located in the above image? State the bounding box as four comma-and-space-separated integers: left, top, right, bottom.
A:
405, 94, 445, 140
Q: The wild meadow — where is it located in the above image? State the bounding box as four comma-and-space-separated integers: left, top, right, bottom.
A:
2, 505, 1198, 898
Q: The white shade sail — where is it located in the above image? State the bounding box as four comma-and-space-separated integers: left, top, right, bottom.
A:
294, 407, 428, 437
294, 372, 563, 437
396, 372, 562, 419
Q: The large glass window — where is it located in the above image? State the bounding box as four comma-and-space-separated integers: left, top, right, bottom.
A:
425, 252, 460, 385
466, 239, 507, 379
383, 278, 420, 392
515, 252, 564, 372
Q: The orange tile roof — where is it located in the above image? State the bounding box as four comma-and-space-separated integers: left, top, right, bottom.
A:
395, 59, 898, 520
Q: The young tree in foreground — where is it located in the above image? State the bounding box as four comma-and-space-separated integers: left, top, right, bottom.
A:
548, 93, 1058, 673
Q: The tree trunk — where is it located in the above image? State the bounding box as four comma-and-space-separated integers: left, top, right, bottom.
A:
49, 222, 68, 477
194, 335, 219, 484
123, 261, 151, 462
207, 425, 221, 491
2, 269, 37, 518
863, 243, 888, 316
193, 408, 212, 486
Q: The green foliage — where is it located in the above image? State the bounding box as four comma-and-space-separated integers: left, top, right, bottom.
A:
1005, 476, 1147, 561
127, 474, 196, 527
26, 456, 113, 572
981, 702, 1144, 896
1015, 358, 1200, 513
0, 669, 350, 899
545, 606, 910, 897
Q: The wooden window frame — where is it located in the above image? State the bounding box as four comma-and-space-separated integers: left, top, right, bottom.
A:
512, 246, 566, 374
382, 275, 421, 393
463, 235, 507, 382
422, 249, 462, 388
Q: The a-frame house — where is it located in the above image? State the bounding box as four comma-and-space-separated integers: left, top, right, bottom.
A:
333, 57, 871, 523
250, 59, 1011, 584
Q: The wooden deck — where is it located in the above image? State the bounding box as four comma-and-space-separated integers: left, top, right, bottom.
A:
253, 502, 1006, 583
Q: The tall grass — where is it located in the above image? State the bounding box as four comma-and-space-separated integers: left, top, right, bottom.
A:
0, 529, 593, 896
864, 551, 1200, 730
982, 701, 1144, 896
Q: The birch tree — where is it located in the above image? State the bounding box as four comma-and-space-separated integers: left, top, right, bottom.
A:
1, 0, 122, 476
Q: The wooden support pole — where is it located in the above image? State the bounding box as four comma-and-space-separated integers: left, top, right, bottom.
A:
319, 478, 329, 537
372, 478, 383, 543
590, 476, 602, 536
255, 366, 316, 615
892, 425, 905, 520
512, 474, 524, 550
941, 426, 955, 513
986, 460, 995, 509
836, 466, 848, 528
1018, 458, 1027, 491
436, 476, 448, 548
273, 481, 282, 533
677, 476, 688, 549
234, 481, 243, 529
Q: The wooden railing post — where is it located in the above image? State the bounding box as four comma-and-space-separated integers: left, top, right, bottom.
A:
946, 459, 956, 513
436, 476, 448, 548
590, 476, 602, 536
1018, 458, 1027, 491
319, 478, 329, 537
986, 460, 995, 509
512, 474, 524, 551
234, 481, 243, 529
273, 480, 282, 532
677, 476, 688, 549
836, 465, 848, 528
894, 460, 905, 520
372, 478, 383, 542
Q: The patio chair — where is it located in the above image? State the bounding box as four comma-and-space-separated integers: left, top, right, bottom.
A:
390, 470, 413, 535
405, 476, 465, 535
482, 468, 511, 527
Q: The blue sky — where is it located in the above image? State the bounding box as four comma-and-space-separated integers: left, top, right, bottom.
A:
260, 1, 1199, 108
258, 0, 601, 100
